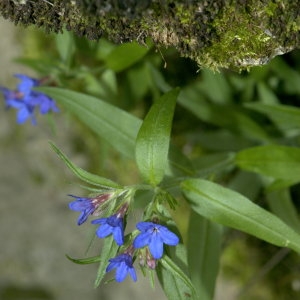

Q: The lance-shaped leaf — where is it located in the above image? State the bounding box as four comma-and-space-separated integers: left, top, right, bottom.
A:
38, 87, 141, 158
266, 189, 300, 234
66, 254, 102, 265
245, 102, 300, 133
236, 145, 300, 183
50, 142, 121, 188
135, 88, 179, 185
105, 41, 150, 72
187, 211, 222, 300
157, 254, 198, 300
181, 179, 300, 254
38, 87, 192, 177
94, 235, 119, 287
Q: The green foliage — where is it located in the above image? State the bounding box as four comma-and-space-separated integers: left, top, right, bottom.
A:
187, 212, 222, 300
13, 27, 300, 300
236, 145, 300, 185
181, 179, 300, 253
50, 142, 121, 189
157, 250, 197, 299
135, 89, 179, 185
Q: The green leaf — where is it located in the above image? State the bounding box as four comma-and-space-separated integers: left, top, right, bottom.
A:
256, 82, 279, 105
66, 254, 102, 265
266, 189, 300, 234
187, 211, 222, 300
39, 87, 193, 177
271, 57, 300, 94
15, 57, 58, 75
49, 142, 121, 188
189, 130, 254, 152
245, 102, 300, 134
39, 87, 141, 158
178, 86, 269, 143
236, 145, 300, 183
181, 179, 300, 254
193, 152, 235, 177
135, 89, 179, 185
157, 254, 197, 300
105, 41, 150, 72
55, 30, 75, 67
199, 69, 232, 104
94, 235, 119, 287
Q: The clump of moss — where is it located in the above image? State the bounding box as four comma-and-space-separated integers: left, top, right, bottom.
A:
0, 0, 299, 71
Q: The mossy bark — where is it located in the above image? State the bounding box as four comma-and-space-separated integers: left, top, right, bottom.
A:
1, 0, 299, 70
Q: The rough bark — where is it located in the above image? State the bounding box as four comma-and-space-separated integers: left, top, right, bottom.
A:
1, 0, 299, 70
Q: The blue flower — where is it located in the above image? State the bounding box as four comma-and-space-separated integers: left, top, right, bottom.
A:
133, 222, 179, 259
106, 253, 137, 282
0, 74, 59, 124
1, 86, 37, 124
68, 194, 111, 225
91, 214, 124, 245
6, 97, 36, 124
32, 93, 59, 114
14, 74, 39, 98
69, 195, 98, 225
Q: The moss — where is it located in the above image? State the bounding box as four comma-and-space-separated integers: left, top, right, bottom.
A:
0, 0, 299, 71
198, 3, 279, 70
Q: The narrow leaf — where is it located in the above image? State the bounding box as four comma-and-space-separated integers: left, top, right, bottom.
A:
245, 102, 300, 133
38, 87, 193, 177
158, 254, 197, 299
181, 179, 300, 254
135, 88, 179, 185
266, 189, 300, 234
187, 211, 222, 300
66, 254, 102, 265
39, 87, 141, 158
105, 42, 150, 72
94, 235, 119, 287
178, 87, 269, 143
55, 30, 75, 67
50, 142, 121, 188
236, 145, 300, 183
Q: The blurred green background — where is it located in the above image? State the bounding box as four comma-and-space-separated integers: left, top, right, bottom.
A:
1, 15, 300, 300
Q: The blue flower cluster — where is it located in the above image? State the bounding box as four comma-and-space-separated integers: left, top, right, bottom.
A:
0, 74, 59, 125
69, 193, 180, 283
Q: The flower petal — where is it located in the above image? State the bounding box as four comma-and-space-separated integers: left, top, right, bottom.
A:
133, 232, 151, 249
113, 226, 124, 246
16, 107, 32, 124
96, 223, 113, 238
128, 267, 137, 282
106, 261, 118, 273
159, 227, 180, 245
136, 221, 154, 231
77, 207, 95, 225
91, 218, 107, 225
69, 199, 92, 211
149, 234, 164, 259
115, 262, 128, 282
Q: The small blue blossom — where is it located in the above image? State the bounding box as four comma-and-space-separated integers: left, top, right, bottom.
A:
0, 74, 59, 125
106, 253, 137, 282
91, 214, 124, 246
68, 194, 110, 225
1, 86, 37, 124
14, 74, 39, 98
133, 222, 179, 259
69, 195, 98, 225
